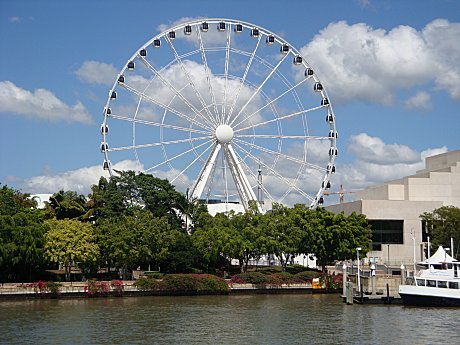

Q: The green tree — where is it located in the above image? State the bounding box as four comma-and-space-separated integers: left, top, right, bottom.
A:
45, 190, 88, 220
0, 185, 47, 282
421, 206, 460, 257
44, 219, 99, 281
96, 210, 173, 278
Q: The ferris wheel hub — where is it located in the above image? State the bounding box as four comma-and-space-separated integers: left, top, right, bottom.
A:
215, 124, 234, 144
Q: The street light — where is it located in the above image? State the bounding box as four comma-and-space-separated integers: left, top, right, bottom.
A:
356, 247, 362, 293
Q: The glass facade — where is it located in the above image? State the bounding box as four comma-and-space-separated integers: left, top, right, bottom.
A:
369, 219, 404, 250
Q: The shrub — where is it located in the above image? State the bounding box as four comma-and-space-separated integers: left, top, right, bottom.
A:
255, 266, 283, 275
27, 281, 62, 296
85, 279, 110, 296
134, 277, 163, 291
267, 272, 295, 286
320, 273, 343, 290
231, 272, 269, 287
163, 274, 228, 293
111, 279, 124, 294
285, 264, 309, 275
144, 271, 164, 279
294, 271, 321, 283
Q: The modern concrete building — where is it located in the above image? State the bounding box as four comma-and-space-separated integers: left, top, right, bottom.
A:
326, 149, 460, 267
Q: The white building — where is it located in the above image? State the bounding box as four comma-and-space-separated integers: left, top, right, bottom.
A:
326, 149, 460, 266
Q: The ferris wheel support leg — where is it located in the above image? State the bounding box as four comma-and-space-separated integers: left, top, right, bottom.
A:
190, 143, 221, 200
225, 144, 261, 212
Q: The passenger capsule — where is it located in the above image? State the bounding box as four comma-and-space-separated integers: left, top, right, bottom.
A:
100, 142, 108, 152
329, 148, 338, 156
105, 107, 111, 115
280, 44, 289, 54
234, 23, 243, 33
139, 49, 147, 57
153, 39, 161, 48
326, 181, 331, 189
266, 35, 275, 44
294, 55, 303, 65
127, 61, 135, 71
103, 160, 111, 170
314, 82, 323, 92
201, 22, 208, 32
326, 114, 334, 123
251, 28, 259, 37
217, 22, 226, 31
326, 164, 336, 174
318, 196, 324, 205
329, 130, 338, 139
168, 31, 176, 39
305, 68, 314, 77
100, 124, 109, 134
110, 91, 117, 100
118, 75, 125, 83
331, 165, 336, 173
184, 25, 192, 35
321, 98, 329, 106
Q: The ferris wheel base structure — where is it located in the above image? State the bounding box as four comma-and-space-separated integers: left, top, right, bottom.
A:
100, 18, 338, 212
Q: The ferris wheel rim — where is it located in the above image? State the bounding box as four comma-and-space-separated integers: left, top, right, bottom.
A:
101, 18, 338, 209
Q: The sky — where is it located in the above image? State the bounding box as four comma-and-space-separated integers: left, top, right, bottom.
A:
1, 0, 459, 206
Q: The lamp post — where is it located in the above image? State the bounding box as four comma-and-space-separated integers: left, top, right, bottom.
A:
356, 247, 362, 293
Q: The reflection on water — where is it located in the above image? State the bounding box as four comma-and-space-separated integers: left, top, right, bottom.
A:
1, 294, 458, 344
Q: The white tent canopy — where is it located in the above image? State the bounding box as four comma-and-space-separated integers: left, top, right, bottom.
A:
419, 246, 458, 265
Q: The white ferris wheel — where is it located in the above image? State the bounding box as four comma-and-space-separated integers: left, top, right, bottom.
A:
100, 18, 337, 212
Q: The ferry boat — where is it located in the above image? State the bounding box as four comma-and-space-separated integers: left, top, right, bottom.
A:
399, 246, 460, 307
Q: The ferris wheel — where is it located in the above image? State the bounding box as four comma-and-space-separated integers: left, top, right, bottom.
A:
100, 18, 337, 212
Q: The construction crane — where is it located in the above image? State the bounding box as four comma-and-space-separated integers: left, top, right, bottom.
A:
323, 184, 354, 204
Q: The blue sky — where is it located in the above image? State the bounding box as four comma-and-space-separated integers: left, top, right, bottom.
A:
1, 0, 459, 206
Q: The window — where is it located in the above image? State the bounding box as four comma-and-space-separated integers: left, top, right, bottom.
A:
369, 220, 404, 248
448, 282, 459, 289
427, 280, 436, 287
437, 281, 447, 288
416, 279, 425, 286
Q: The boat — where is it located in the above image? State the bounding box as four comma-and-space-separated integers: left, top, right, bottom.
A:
399, 246, 460, 307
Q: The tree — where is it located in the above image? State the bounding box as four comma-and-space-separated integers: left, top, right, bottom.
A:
96, 210, 174, 278
44, 219, 99, 281
421, 206, 460, 257
306, 208, 372, 269
0, 185, 47, 282
44, 190, 88, 220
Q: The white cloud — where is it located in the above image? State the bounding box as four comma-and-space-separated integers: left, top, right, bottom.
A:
333, 133, 448, 191
76, 61, 118, 85
300, 19, 460, 103
23, 160, 143, 194
348, 133, 420, 165
156, 17, 204, 33
0, 80, 93, 124
9, 16, 21, 23
404, 91, 432, 111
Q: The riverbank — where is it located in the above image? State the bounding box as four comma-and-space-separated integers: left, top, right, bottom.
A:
0, 280, 334, 300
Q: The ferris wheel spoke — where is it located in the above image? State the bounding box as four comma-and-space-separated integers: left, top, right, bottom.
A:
233, 137, 325, 172
234, 105, 324, 133
232, 147, 276, 203
108, 135, 211, 152
170, 141, 214, 184
144, 139, 213, 173
232, 141, 314, 202
225, 35, 262, 124
229, 53, 289, 127
120, 82, 213, 131
138, 56, 215, 129
196, 29, 220, 123
232, 77, 309, 129
221, 26, 232, 124
235, 134, 329, 140
108, 113, 209, 135
165, 36, 219, 127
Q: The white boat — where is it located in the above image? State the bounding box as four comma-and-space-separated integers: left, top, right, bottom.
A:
399, 246, 460, 307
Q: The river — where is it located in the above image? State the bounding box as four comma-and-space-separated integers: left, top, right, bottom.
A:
0, 294, 458, 344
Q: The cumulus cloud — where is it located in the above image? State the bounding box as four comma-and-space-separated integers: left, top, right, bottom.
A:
23, 160, 143, 194
404, 91, 432, 111
300, 19, 460, 103
334, 133, 448, 191
0, 80, 93, 124
348, 133, 420, 165
76, 61, 118, 85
